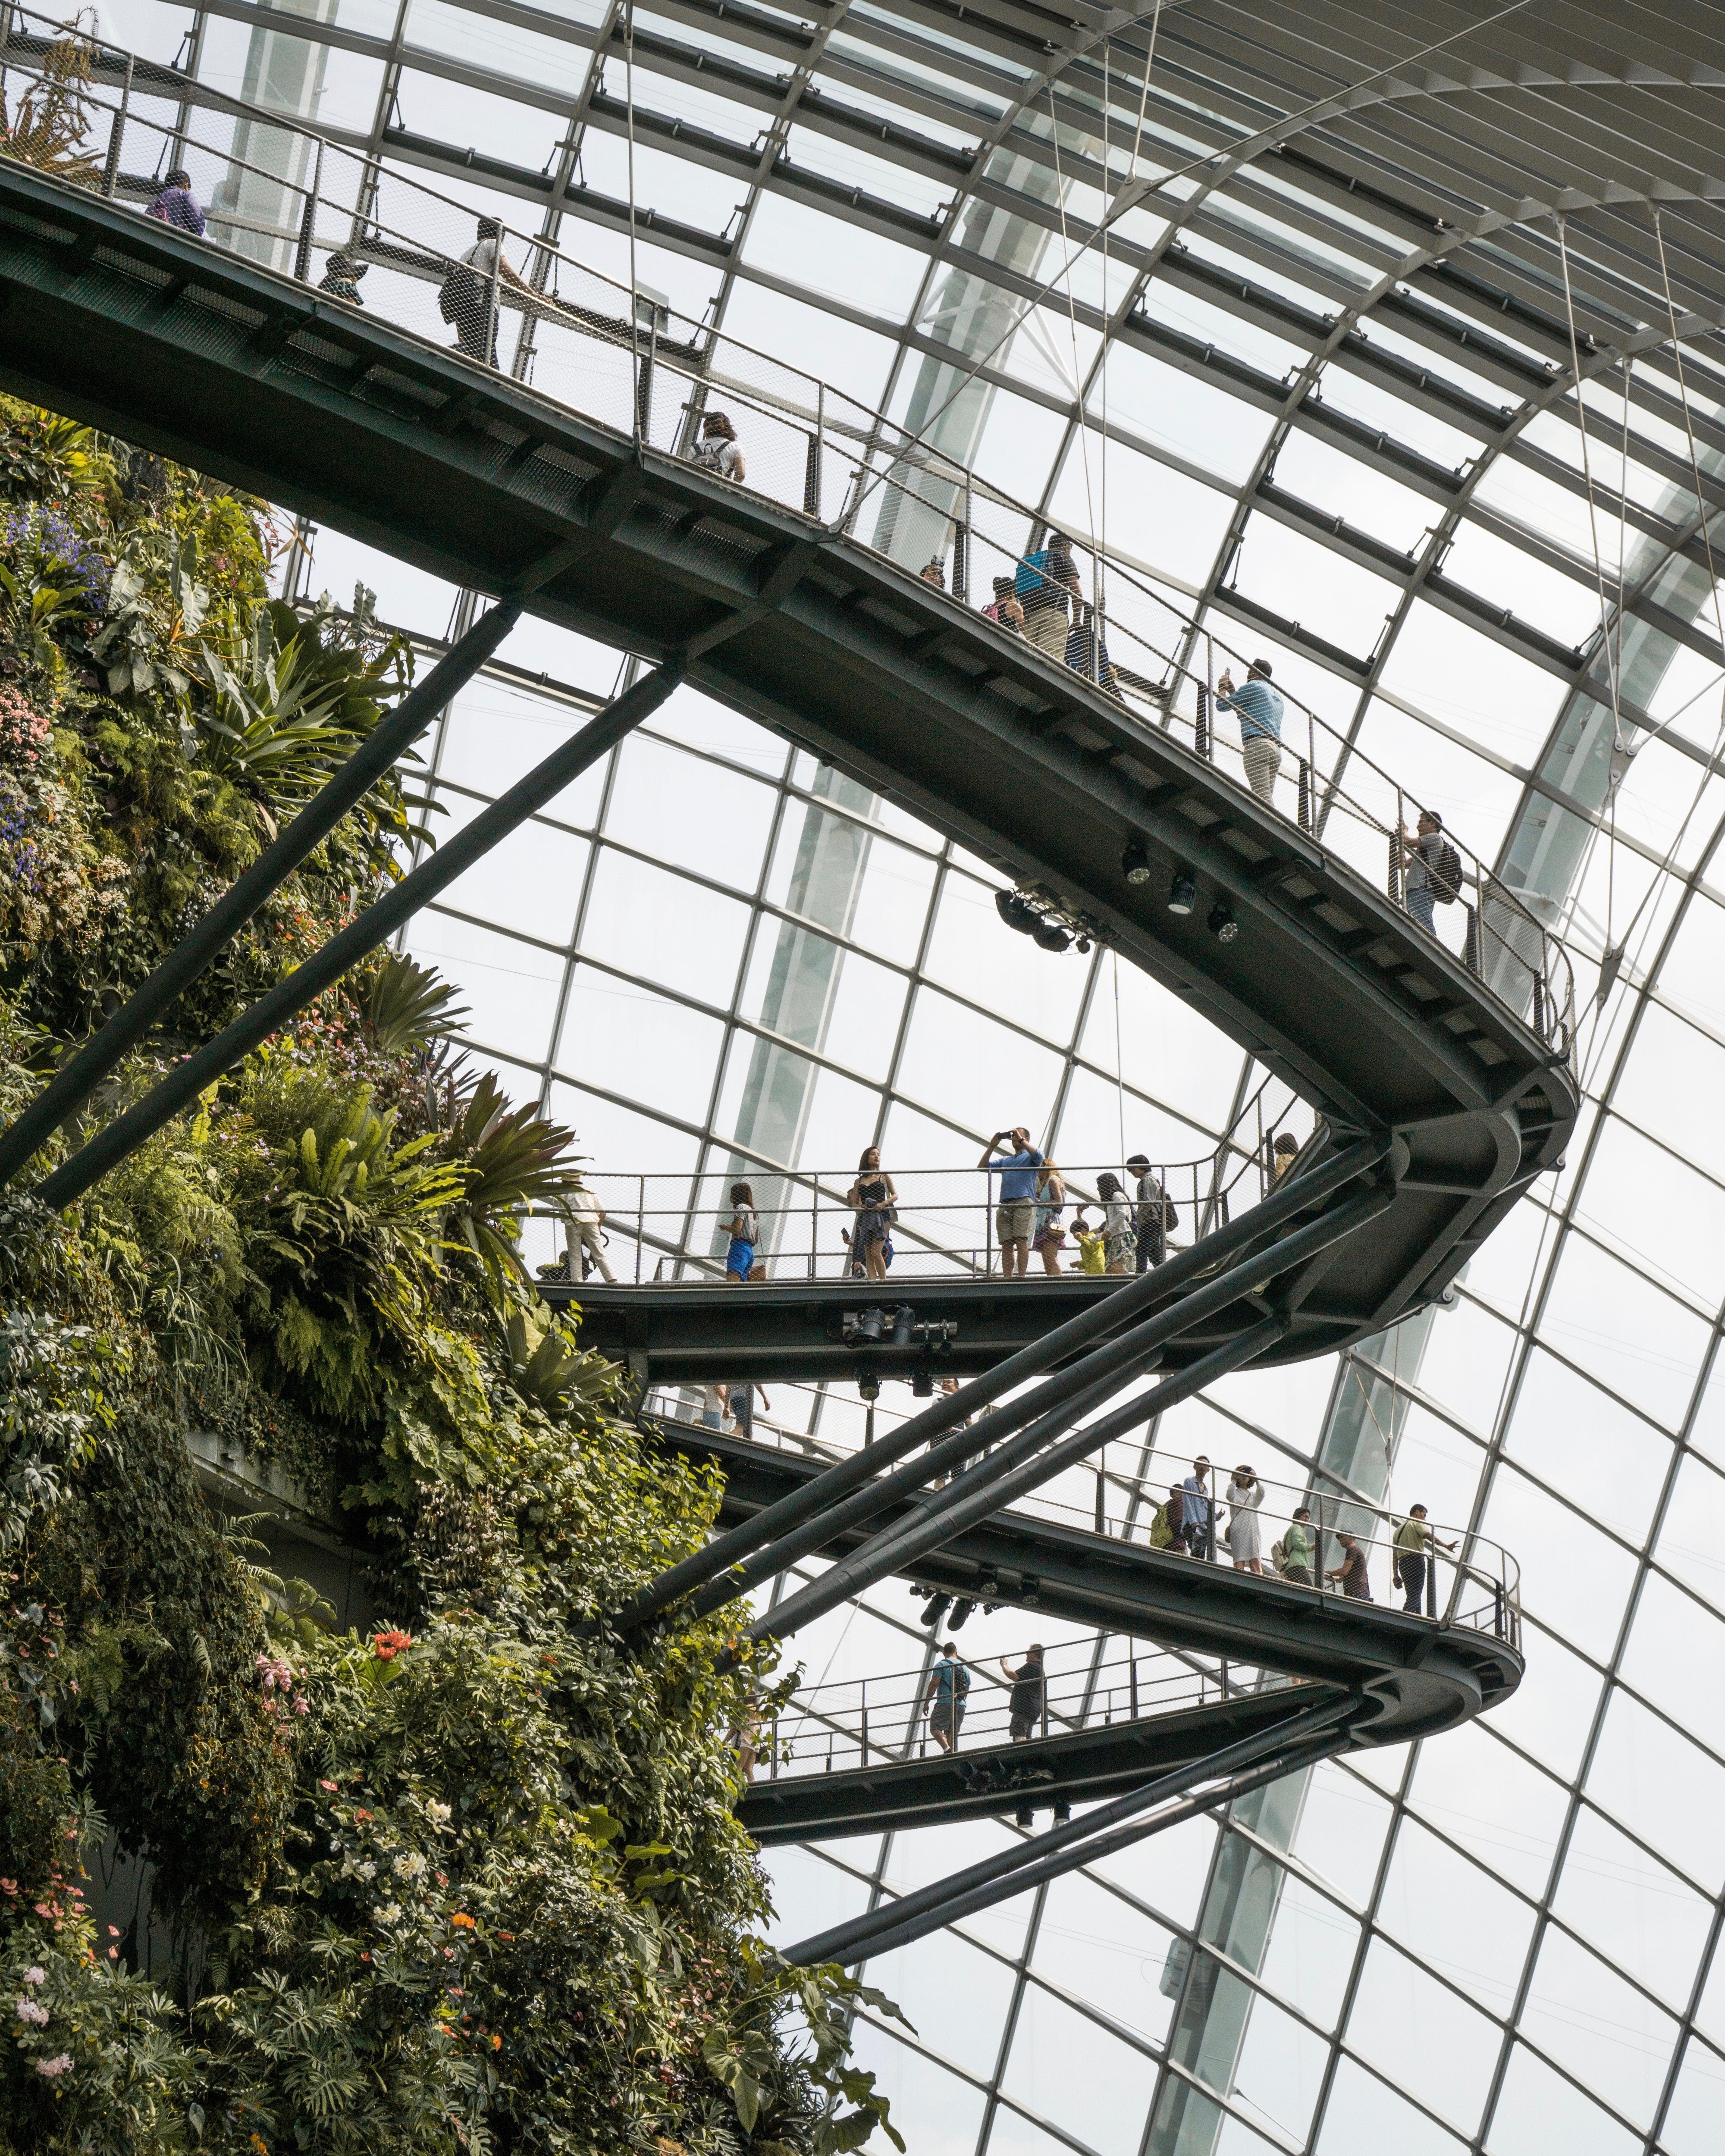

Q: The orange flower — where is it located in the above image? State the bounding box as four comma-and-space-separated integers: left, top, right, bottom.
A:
451, 1912, 476, 1929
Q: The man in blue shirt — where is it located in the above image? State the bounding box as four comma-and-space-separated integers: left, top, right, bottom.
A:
979, 1125, 1044, 1277
1217, 658, 1284, 807
147, 168, 207, 238
922, 1642, 970, 1752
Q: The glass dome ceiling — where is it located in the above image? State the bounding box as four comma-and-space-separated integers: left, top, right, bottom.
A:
75, 0, 1725, 2149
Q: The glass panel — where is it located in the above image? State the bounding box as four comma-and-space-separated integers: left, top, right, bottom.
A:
1660, 2034, 1725, 2156
427, 798, 588, 946
1287, 1761, 1393, 1906
859, 1925, 1016, 2083
1652, 1452, 1725, 1614
555, 965, 724, 1125
1503, 1346, 1672, 1547
1343, 1937, 1501, 2136
409, 913, 564, 1063
1478, 1464, 1635, 1663
582, 848, 752, 1009
1617, 1571, 1725, 1761
1318, 2056, 1467, 2153
1031, 1870, 1178, 2044
849, 2024, 991, 2153
1553, 1807, 1713, 2015
1575, 1114, 1725, 1316
1519, 1926, 1677, 2130
602, 733, 780, 896
1000, 1984, 1154, 2156
1481, 1617, 1603, 1783
1255, 1872, 1360, 2033
1537, 1232, 1711, 1432
1586, 1688, 1725, 1891
1404, 1726, 1567, 1899
1485, 2042, 1639, 2156
1377, 1818, 1537, 2015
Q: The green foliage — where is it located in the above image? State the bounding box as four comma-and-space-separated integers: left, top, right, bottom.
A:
0, 414, 902, 2155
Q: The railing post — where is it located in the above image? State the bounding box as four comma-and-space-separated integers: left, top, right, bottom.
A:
1463, 901, 1481, 975
1129, 1658, 1138, 1717
803, 429, 821, 517
860, 1680, 869, 1762
1095, 1464, 1104, 1536
294, 137, 322, 283
953, 511, 968, 605
1427, 1549, 1437, 1619
1195, 666, 1211, 760
1298, 757, 1312, 832
1387, 790, 1403, 907
809, 1180, 817, 1279
485, 232, 502, 370
636, 1174, 644, 1284
1532, 970, 1548, 1041
102, 53, 134, 199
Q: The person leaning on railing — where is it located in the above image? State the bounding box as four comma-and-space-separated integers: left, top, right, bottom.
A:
1397, 809, 1463, 937
1279, 1506, 1315, 1586
1393, 1503, 1455, 1614
439, 216, 533, 367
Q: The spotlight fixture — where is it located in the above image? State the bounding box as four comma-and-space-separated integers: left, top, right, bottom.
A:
1121, 838, 1151, 885
1208, 899, 1239, 945
858, 1372, 881, 1403
1075, 935, 1092, 953
1032, 916, 1072, 953
1168, 868, 1197, 916
995, 888, 1036, 933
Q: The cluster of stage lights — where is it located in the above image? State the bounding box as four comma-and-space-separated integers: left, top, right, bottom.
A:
993, 888, 1092, 953
1121, 842, 1237, 944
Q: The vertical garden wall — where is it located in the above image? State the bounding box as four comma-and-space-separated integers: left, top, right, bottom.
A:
0, 403, 899, 2156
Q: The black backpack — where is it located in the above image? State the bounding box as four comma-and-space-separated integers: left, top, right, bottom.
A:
1431, 839, 1463, 905
437, 258, 484, 323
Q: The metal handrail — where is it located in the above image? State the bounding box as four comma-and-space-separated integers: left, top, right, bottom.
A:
0, 5, 1575, 1060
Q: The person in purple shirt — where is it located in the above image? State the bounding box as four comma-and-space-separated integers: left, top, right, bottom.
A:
147, 168, 207, 238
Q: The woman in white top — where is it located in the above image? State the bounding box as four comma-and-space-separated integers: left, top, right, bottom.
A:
1226, 1466, 1264, 1573
691, 411, 747, 483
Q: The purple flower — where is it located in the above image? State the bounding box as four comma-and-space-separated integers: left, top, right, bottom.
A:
33, 2052, 71, 2077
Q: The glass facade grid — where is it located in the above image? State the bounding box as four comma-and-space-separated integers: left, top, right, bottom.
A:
83, 0, 1725, 2147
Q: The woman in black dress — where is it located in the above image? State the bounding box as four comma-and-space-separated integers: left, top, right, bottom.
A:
845, 1145, 898, 1281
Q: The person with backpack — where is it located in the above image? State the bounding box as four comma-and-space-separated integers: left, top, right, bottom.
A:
690, 411, 746, 482
440, 216, 531, 365
922, 1641, 970, 1752
1126, 1153, 1175, 1271
1398, 808, 1463, 936
1015, 532, 1081, 661
147, 167, 207, 238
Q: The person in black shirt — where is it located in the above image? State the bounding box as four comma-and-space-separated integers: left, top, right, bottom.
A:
1001, 1644, 1045, 1739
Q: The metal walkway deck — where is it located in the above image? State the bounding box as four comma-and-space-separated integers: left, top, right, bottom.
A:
0, 160, 1578, 1363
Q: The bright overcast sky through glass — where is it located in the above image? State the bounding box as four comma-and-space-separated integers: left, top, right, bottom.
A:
78, 0, 1725, 2147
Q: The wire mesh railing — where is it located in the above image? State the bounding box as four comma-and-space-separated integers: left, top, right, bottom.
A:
0, 8, 1575, 1060
653, 1376, 1521, 1649
754, 1632, 1251, 1781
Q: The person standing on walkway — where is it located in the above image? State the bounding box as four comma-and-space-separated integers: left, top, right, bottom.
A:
691, 411, 747, 483
923, 1642, 970, 1752
1226, 1466, 1265, 1574
1393, 1504, 1454, 1614
846, 1146, 897, 1282
1032, 1159, 1068, 1273
1072, 1209, 1107, 1274
1281, 1505, 1315, 1586
1016, 533, 1081, 661
1001, 1644, 1046, 1739
148, 167, 207, 237
1097, 1172, 1136, 1275
1126, 1152, 1171, 1270
983, 576, 1025, 633
1271, 1132, 1298, 1182
318, 251, 368, 305
1217, 659, 1284, 806
565, 1185, 617, 1284
980, 1127, 1044, 1278
1327, 1531, 1372, 1600
1398, 809, 1459, 936
728, 1380, 769, 1442
442, 216, 531, 365
724, 1182, 759, 1282
1179, 1457, 1213, 1559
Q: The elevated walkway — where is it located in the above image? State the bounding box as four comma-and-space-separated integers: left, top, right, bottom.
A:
660, 1420, 1522, 1758
0, 145, 1581, 1357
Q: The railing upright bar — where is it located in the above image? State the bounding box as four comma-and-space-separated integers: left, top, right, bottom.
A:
101, 50, 132, 198
293, 135, 322, 284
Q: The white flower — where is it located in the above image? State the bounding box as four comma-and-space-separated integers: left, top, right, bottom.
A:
16, 1997, 49, 2025
377, 1902, 403, 1925
392, 1851, 427, 1880
357, 1862, 376, 1881
426, 1802, 451, 1824
22, 1968, 44, 1987
34, 2052, 71, 2077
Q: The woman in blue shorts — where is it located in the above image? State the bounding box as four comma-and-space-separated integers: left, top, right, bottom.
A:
725, 1182, 759, 1281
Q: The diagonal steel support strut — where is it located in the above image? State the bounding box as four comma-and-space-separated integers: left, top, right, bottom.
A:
33, 659, 684, 1208
719, 1179, 1394, 1661
782, 1696, 1359, 1968
615, 1137, 1392, 1634
0, 596, 523, 1190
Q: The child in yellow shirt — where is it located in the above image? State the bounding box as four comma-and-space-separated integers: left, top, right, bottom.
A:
1073, 1210, 1107, 1275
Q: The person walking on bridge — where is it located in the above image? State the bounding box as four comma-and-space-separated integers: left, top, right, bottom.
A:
1016, 532, 1080, 661
564, 1185, 617, 1284
1226, 1466, 1265, 1574
1126, 1153, 1171, 1270
980, 1127, 1044, 1278
923, 1642, 970, 1753
441, 216, 532, 366
1178, 1457, 1213, 1559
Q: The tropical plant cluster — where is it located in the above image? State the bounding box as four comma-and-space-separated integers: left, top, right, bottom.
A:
0, 402, 903, 2156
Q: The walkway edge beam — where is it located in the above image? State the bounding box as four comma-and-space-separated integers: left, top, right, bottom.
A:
730, 1186, 1393, 1655
0, 598, 523, 1190
618, 1136, 1391, 1632
781, 1694, 1358, 1967
34, 660, 683, 1208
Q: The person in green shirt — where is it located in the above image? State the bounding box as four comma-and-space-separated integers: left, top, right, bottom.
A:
1393, 1504, 1455, 1614
1281, 1505, 1314, 1586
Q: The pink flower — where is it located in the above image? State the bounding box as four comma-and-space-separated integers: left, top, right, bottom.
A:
319, 1780, 337, 1793
22, 1967, 43, 1985
34, 2053, 71, 2078
293, 1699, 307, 1715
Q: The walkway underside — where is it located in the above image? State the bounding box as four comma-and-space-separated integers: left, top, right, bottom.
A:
552, 1275, 1124, 1385
740, 1683, 1352, 1845
665, 1424, 1520, 1745
0, 165, 1578, 1358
